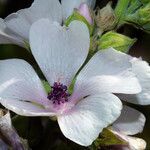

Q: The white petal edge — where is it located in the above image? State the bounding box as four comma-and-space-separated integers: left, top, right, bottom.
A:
0, 98, 55, 117
112, 105, 146, 135
119, 58, 150, 105
0, 59, 50, 107
4, 0, 62, 41
58, 94, 122, 146
62, 0, 96, 20
0, 18, 25, 47
30, 19, 90, 86
73, 48, 141, 100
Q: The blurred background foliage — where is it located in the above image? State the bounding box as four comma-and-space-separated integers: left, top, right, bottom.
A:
0, 0, 150, 149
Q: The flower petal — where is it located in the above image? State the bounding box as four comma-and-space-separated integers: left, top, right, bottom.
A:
0, 19, 24, 47
30, 19, 90, 86
125, 136, 146, 150
111, 130, 146, 150
58, 94, 122, 146
4, 0, 62, 41
119, 58, 150, 105
0, 109, 25, 149
73, 48, 141, 100
0, 59, 50, 107
62, 0, 96, 20
112, 105, 146, 135
0, 99, 55, 116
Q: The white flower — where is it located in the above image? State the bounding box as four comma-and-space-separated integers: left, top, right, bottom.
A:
0, 20, 141, 146
0, 0, 95, 48
112, 105, 146, 150
118, 58, 150, 105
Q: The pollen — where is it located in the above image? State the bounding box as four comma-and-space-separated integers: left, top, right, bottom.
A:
47, 82, 70, 105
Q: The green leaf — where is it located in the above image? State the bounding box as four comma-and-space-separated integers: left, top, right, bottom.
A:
115, 0, 150, 33
115, 0, 142, 27
126, 2, 150, 32
115, 0, 131, 26
141, 0, 149, 5
98, 31, 136, 53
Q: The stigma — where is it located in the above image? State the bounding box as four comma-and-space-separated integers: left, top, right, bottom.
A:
47, 82, 70, 105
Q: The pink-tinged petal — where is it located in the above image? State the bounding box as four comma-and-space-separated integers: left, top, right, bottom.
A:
78, 3, 93, 24
119, 58, 150, 105
58, 94, 122, 146
0, 99, 55, 116
0, 19, 25, 47
0, 59, 50, 107
73, 48, 141, 100
62, 0, 96, 20
111, 130, 146, 150
112, 105, 146, 135
4, 0, 62, 41
30, 19, 90, 86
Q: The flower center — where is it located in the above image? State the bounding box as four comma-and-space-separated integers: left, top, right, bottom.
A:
47, 82, 70, 105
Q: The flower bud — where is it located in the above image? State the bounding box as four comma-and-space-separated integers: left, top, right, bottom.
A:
98, 31, 136, 53
65, 3, 94, 35
95, 2, 116, 31
78, 3, 93, 25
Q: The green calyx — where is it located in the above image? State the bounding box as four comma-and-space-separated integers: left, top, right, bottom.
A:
98, 31, 136, 53
91, 128, 128, 149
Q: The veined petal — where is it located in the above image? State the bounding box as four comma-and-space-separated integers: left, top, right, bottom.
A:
58, 94, 122, 146
30, 19, 90, 86
4, 0, 62, 41
62, 0, 96, 20
119, 58, 150, 105
0, 19, 25, 47
72, 75, 141, 101
73, 48, 141, 100
112, 105, 146, 135
0, 59, 50, 107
